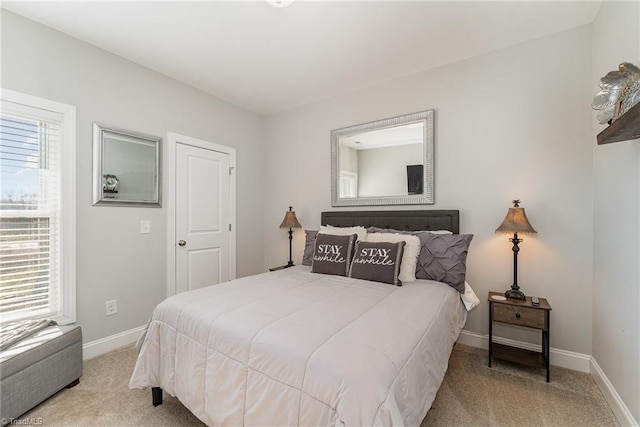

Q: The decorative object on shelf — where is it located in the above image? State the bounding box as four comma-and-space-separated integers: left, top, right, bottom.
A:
592, 62, 640, 125
102, 174, 119, 193
495, 200, 537, 300
279, 206, 302, 268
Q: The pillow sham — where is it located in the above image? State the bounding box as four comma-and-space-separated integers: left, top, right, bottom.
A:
416, 233, 473, 293
365, 232, 420, 283
367, 227, 452, 267
349, 241, 405, 286
461, 282, 480, 311
319, 225, 367, 242
311, 233, 357, 277
302, 229, 318, 266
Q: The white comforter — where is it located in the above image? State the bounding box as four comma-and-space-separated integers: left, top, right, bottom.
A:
129, 266, 466, 426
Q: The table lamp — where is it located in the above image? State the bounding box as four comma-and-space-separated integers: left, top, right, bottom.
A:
279, 206, 302, 268
495, 200, 537, 300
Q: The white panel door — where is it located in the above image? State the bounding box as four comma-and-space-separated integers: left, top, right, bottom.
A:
176, 142, 231, 293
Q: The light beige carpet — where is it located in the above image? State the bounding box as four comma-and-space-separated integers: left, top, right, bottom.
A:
421, 344, 618, 426
19, 343, 618, 426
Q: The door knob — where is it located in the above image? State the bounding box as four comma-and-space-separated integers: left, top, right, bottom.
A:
178, 240, 186, 246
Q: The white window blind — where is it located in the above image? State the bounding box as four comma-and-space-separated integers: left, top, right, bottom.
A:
0, 94, 74, 324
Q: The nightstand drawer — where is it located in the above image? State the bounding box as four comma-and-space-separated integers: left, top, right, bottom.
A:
493, 304, 546, 329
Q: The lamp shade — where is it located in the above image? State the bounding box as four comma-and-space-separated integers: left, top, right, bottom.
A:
495, 200, 537, 235
279, 206, 302, 229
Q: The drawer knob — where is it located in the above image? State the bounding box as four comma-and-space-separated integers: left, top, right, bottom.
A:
515, 312, 521, 319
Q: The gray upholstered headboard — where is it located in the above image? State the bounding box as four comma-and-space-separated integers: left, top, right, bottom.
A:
320, 210, 460, 234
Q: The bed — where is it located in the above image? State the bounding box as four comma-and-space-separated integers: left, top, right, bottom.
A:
129, 210, 471, 426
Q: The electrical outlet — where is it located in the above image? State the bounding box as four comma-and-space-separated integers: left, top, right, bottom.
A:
140, 220, 151, 234
105, 300, 117, 316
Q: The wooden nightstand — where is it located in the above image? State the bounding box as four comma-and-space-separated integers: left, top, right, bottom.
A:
488, 291, 552, 382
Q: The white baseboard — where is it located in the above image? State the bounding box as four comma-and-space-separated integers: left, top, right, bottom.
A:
590, 357, 638, 427
456, 329, 591, 372
82, 325, 145, 360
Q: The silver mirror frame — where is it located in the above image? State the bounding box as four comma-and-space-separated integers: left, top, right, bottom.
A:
92, 123, 162, 207
331, 110, 434, 206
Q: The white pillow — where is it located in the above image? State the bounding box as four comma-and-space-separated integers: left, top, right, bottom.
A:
366, 232, 420, 283
461, 282, 480, 311
319, 225, 367, 242
428, 230, 453, 235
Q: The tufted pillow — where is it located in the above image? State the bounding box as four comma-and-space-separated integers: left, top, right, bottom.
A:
302, 230, 318, 266
311, 233, 357, 277
349, 241, 405, 286
365, 232, 420, 283
416, 233, 473, 293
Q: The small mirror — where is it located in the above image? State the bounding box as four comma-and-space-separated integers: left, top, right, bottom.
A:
331, 110, 434, 206
92, 123, 161, 207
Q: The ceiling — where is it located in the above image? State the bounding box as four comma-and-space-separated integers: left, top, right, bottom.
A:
2, 1, 602, 116
341, 122, 423, 150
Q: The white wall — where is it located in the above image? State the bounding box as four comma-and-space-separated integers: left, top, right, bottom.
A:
592, 0, 640, 423
339, 145, 358, 173
1, 11, 266, 343
264, 25, 594, 355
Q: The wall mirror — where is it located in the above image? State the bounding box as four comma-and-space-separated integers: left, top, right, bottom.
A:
331, 110, 434, 206
92, 123, 161, 207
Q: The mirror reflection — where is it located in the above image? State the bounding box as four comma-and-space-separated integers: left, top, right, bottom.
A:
331, 110, 434, 206
338, 122, 424, 198
102, 133, 157, 200
93, 123, 161, 207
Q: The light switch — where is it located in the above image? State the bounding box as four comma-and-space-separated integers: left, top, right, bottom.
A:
140, 220, 151, 234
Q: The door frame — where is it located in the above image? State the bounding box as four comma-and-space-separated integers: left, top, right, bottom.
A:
166, 132, 236, 297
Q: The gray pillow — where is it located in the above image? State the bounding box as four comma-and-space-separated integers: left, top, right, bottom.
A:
311, 233, 357, 277
349, 241, 405, 286
302, 230, 318, 266
367, 226, 464, 284
416, 233, 473, 292
367, 227, 451, 254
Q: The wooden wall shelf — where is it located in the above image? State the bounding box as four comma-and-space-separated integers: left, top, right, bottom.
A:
597, 102, 640, 145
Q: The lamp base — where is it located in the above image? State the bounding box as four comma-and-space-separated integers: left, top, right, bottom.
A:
285, 261, 295, 268
505, 288, 526, 300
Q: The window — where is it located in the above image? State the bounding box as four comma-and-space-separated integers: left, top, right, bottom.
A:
0, 89, 76, 324
339, 170, 358, 198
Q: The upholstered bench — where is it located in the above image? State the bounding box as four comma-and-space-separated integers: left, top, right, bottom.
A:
0, 324, 82, 423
